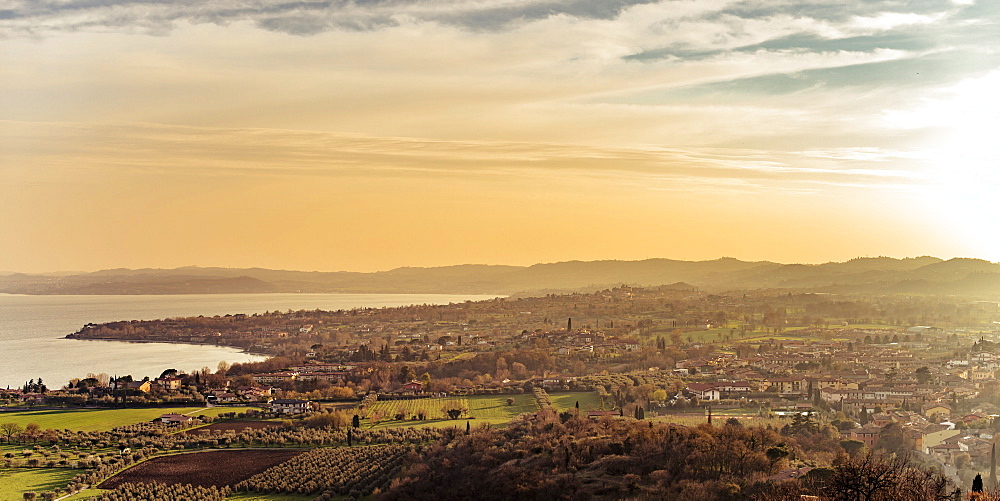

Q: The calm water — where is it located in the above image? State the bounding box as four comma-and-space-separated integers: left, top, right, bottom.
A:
0, 293, 496, 388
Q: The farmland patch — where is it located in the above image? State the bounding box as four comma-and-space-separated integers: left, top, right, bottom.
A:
98, 449, 305, 489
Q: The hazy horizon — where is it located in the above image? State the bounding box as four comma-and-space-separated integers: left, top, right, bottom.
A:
3, 0, 998, 272
0, 253, 989, 276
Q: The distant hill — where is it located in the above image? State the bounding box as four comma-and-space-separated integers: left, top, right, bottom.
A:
6, 256, 1000, 297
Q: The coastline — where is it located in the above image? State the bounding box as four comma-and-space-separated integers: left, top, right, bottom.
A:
64, 336, 273, 358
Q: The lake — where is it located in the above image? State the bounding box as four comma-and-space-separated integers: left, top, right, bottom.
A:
0, 293, 497, 388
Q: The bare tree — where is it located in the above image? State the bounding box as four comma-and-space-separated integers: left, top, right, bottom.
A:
826, 451, 956, 501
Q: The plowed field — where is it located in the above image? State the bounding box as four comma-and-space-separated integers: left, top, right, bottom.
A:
99, 449, 305, 488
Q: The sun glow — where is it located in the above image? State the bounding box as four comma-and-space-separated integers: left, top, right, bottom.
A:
885, 71, 1000, 260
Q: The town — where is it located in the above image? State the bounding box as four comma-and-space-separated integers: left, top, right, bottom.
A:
4, 286, 1000, 498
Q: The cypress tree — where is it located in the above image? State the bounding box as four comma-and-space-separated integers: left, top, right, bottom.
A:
991, 443, 997, 488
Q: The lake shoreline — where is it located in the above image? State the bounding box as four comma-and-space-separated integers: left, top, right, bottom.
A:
0, 292, 492, 387
63, 336, 273, 358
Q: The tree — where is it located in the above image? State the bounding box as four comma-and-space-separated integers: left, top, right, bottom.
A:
825, 451, 955, 501
442, 403, 467, 419
652, 389, 668, 402
973, 473, 984, 493
915, 367, 932, 385
0, 422, 23, 443
399, 366, 416, 383
506, 397, 515, 406
352, 414, 361, 429
840, 439, 865, 456
875, 422, 909, 457
23, 423, 41, 443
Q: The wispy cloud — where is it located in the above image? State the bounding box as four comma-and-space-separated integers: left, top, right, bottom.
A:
0, 0, 658, 36
0, 120, 932, 194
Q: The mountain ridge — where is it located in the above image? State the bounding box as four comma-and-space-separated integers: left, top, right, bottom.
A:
8, 256, 1000, 297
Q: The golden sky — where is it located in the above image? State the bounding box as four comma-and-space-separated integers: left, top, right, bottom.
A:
2, 0, 999, 272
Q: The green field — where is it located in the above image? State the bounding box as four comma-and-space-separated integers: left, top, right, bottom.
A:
649, 410, 790, 428
549, 392, 605, 412
0, 468, 78, 501
62, 488, 108, 501
0, 406, 251, 432
367, 394, 538, 428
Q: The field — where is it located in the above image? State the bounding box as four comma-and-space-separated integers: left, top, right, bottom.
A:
181, 421, 283, 435
99, 449, 306, 489
0, 468, 78, 501
650, 410, 790, 428
366, 394, 538, 428
0, 406, 250, 432
549, 392, 604, 412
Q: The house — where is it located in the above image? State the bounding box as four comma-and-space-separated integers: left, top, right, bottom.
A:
919, 424, 961, 453
252, 372, 298, 384
960, 412, 989, 425
871, 413, 893, 427
125, 381, 151, 393
155, 377, 182, 391
686, 383, 721, 401
766, 377, 807, 394
846, 425, 882, 449
159, 414, 194, 424
970, 366, 995, 382
236, 386, 274, 400
207, 390, 240, 403
271, 398, 311, 414
927, 442, 961, 464
402, 381, 424, 393
921, 402, 952, 419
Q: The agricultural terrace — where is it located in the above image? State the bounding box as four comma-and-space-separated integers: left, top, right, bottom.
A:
0, 407, 249, 432
365, 394, 538, 428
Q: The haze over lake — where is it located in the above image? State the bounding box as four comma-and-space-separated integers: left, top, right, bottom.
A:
0, 293, 497, 388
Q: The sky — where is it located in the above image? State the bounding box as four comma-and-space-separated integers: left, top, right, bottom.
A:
1, 0, 999, 273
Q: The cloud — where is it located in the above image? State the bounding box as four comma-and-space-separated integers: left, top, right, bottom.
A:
0, 0, 658, 36
0, 120, 931, 196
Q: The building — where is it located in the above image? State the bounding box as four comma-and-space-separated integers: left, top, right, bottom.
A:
402, 381, 424, 393
155, 377, 182, 391
686, 383, 721, 401
125, 381, 151, 393
921, 403, 952, 419
252, 372, 298, 384
271, 398, 311, 414
846, 425, 882, 449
